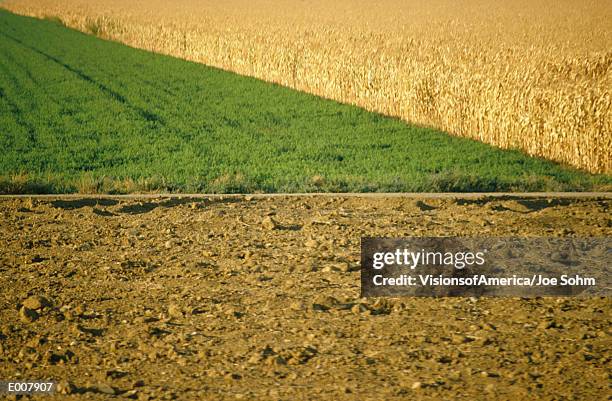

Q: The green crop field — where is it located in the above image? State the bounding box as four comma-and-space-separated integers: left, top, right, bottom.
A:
0, 10, 609, 194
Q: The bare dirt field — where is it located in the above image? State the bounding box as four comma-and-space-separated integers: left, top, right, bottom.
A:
0, 195, 610, 400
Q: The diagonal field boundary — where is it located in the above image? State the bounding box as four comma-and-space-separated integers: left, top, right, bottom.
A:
0, 10, 609, 194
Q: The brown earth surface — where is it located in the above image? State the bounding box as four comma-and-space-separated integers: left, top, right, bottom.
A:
0, 195, 610, 400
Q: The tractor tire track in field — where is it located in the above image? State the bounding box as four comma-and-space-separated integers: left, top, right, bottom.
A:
0, 33, 49, 147
0, 30, 165, 127
0, 62, 38, 146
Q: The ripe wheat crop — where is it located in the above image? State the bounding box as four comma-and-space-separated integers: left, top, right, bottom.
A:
3, 0, 611, 174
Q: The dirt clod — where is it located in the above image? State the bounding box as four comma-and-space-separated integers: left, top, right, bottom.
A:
22, 295, 51, 310
167, 304, 184, 319
261, 216, 279, 230
19, 306, 39, 323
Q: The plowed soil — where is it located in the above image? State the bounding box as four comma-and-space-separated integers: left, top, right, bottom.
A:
0, 195, 610, 400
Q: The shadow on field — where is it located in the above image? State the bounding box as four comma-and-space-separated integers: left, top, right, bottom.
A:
48, 196, 246, 214
116, 197, 244, 215
515, 198, 573, 211
116, 202, 158, 215
51, 198, 118, 209
455, 196, 575, 212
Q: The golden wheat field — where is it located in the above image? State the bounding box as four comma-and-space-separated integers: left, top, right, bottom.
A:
3, 0, 611, 174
